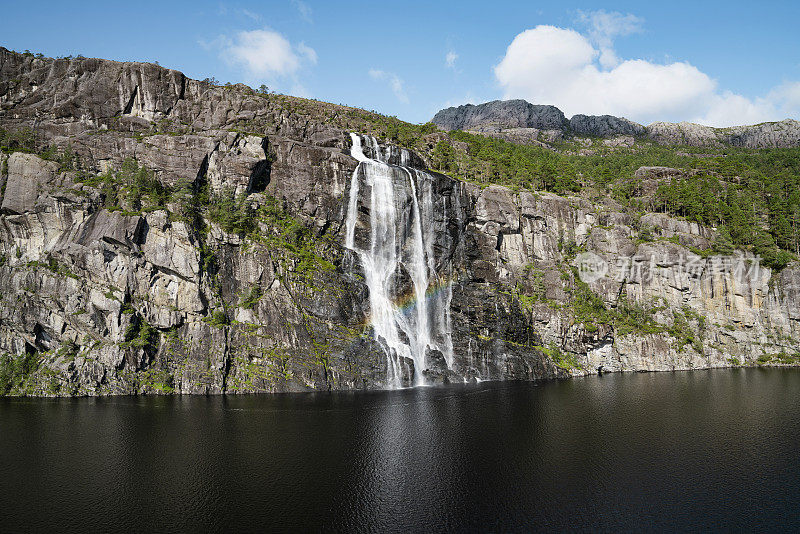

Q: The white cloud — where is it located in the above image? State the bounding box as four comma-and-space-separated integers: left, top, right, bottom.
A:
769, 82, 800, 114
220, 29, 316, 80
446, 51, 458, 70
239, 8, 261, 21
297, 42, 317, 64
441, 92, 481, 109
578, 10, 643, 69
291, 83, 311, 98
215, 3, 261, 21
369, 69, 409, 103
696, 92, 774, 128
494, 19, 800, 127
292, 0, 312, 23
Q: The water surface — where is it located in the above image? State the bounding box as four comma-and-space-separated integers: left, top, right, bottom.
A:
2, 369, 799, 532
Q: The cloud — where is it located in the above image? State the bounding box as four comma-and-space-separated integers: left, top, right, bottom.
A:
442, 92, 481, 108
291, 83, 312, 98
369, 69, 409, 103
578, 10, 643, 68
698, 92, 774, 128
219, 29, 316, 80
296, 42, 317, 64
292, 0, 312, 23
769, 81, 800, 113
215, 3, 261, 21
446, 51, 458, 70
239, 8, 261, 21
494, 19, 800, 127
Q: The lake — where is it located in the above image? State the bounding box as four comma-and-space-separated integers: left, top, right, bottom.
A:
2, 368, 799, 532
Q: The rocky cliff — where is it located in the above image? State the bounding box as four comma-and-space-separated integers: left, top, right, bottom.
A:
433, 100, 800, 148
431, 100, 569, 132
1, 48, 799, 396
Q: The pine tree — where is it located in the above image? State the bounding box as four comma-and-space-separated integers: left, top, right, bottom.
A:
712, 226, 735, 255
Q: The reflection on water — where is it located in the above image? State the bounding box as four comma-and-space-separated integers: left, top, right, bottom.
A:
2, 369, 800, 531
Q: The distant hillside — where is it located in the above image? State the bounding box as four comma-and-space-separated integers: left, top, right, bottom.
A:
432, 99, 800, 148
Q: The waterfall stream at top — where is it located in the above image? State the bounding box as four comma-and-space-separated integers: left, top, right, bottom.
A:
344, 133, 454, 387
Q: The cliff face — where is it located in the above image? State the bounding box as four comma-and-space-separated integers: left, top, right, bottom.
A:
645, 119, 800, 148
1, 49, 799, 396
432, 100, 800, 148
431, 100, 569, 132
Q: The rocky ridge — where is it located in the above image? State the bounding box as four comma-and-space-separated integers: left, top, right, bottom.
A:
432, 100, 800, 148
1, 48, 800, 396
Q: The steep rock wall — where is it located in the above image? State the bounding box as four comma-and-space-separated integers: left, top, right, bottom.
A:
1, 49, 799, 396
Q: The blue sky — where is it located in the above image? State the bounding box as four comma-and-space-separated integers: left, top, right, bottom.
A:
2, 1, 799, 126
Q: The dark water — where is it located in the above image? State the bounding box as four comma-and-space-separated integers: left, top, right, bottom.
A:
2, 369, 800, 532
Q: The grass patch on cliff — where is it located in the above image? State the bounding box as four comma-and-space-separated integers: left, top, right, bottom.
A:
138, 368, 175, 394
562, 269, 703, 352
201, 187, 334, 275
0, 127, 37, 154
0, 352, 41, 395
612, 299, 667, 337
251, 195, 335, 275
240, 286, 262, 309
45, 257, 79, 280
207, 187, 258, 235
120, 316, 158, 351
538, 344, 581, 370
204, 310, 230, 327
566, 272, 610, 333
77, 157, 170, 213
267, 216, 333, 273
757, 351, 800, 365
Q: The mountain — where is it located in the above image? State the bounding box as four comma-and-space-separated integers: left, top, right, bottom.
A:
2, 47, 800, 396
432, 99, 800, 148
430, 99, 569, 132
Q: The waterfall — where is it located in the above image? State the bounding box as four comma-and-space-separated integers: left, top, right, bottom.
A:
345, 133, 454, 387
344, 134, 368, 249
